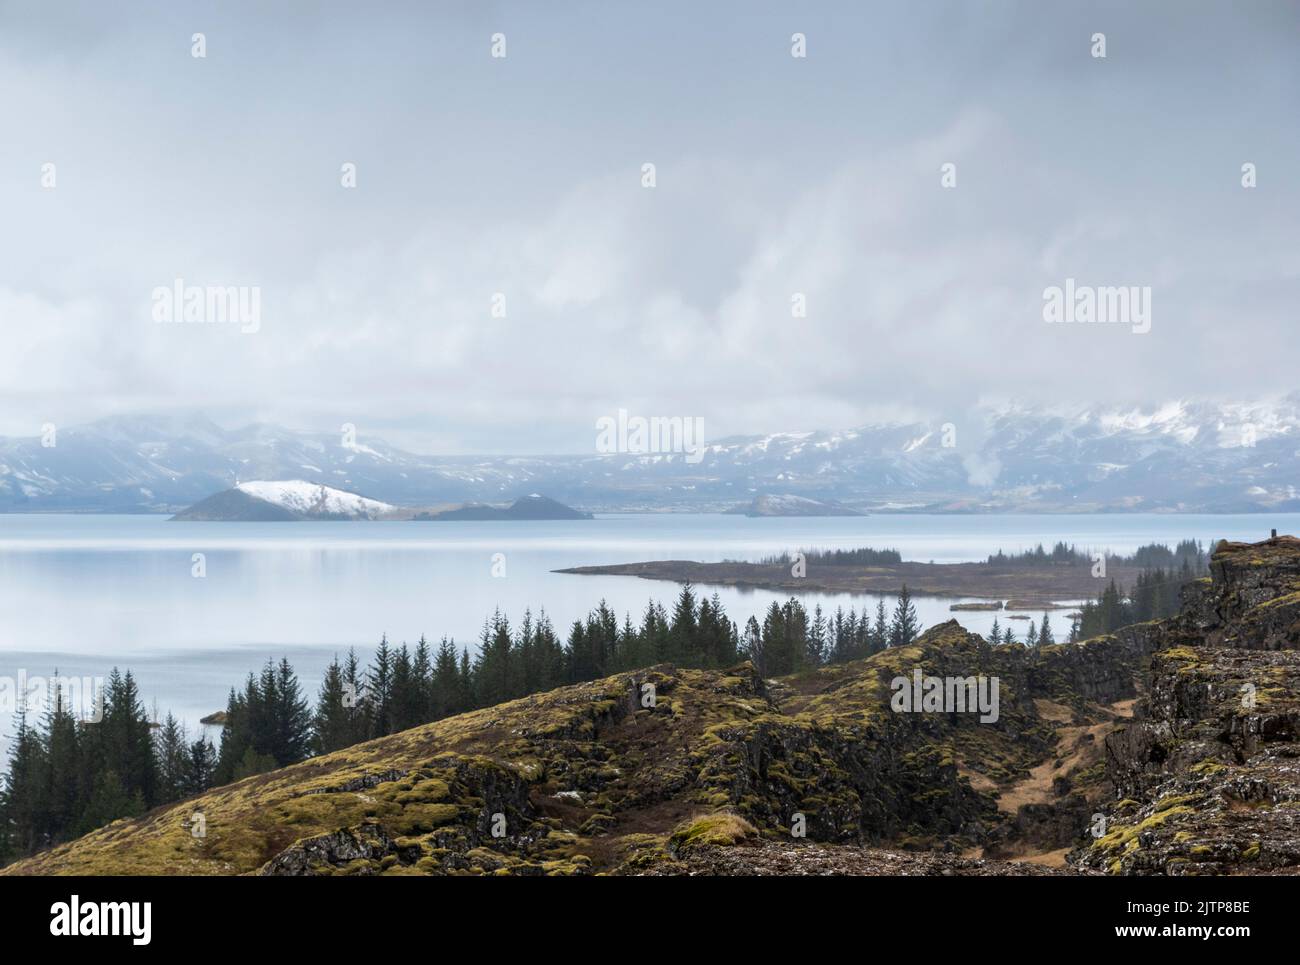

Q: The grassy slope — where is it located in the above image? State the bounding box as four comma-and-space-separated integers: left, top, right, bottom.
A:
5, 622, 1135, 876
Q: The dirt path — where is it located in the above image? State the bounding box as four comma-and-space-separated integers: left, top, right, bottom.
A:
1016, 847, 1071, 868
996, 698, 1134, 814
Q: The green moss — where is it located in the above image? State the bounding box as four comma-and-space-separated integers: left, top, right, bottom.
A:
668, 812, 757, 853
1094, 806, 1195, 853
393, 779, 450, 804
390, 803, 460, 834
1154, 793, 1202, 813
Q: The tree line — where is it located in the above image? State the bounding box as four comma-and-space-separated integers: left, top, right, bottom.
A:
986, 539, 1209, 571
303, 584, 924, 755
757, 546, 903, 566
986, 612, 1058, 648
0, 670, 216, 862
983, 551, 1210, 648
1069, 565, 1203, 639
0, 584, 924, 862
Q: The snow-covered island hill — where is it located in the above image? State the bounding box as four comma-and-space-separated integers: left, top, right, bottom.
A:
170, 483, 592, 521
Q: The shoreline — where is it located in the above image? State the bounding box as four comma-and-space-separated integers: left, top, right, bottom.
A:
554, 558, 1146, 604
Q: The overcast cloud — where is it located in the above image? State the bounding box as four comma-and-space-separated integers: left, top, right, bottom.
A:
1, 0, 1297, 453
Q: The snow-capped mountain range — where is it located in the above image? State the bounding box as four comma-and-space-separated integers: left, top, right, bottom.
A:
2, 399, 1298, 514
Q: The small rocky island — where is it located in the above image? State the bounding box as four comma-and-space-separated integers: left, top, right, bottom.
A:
415, 494, 593, 521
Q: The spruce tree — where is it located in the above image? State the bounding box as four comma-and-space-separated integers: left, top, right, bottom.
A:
807, 604, 827, 667
889, 586, 921, 647
312, 656, 353, 755
873, 600, 890, 653
474, 610, 515, 707
184, 737, 217, 796
271, 657, 312, 766
341, 648, 367, 745
44, 679, 82, 838
155, 713, 188, 804
742, 615, 764, 676
389, 644, 419, 733
411, 636, 434, 723
667, 584, 698, 664
430, 638, 462, 719
367, 635, 394, 739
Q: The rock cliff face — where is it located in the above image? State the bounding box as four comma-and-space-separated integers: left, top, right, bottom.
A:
1071, 536, 1300, 875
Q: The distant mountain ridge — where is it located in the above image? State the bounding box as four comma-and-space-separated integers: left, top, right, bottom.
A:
3, 398, 1299, 513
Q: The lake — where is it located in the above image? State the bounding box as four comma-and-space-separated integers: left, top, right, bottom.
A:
0, 512, 1291, 748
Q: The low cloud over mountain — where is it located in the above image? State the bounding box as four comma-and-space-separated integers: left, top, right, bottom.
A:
3, 398, 1297, 514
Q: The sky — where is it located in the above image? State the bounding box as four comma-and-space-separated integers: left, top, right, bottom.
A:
1, 0, 1297, 454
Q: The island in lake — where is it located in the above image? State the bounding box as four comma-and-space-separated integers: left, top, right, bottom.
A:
413, 494, 593, 521
171, 482, 591, 522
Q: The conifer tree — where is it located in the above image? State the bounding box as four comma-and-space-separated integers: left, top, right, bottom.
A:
430, 637, 462, 719
411, 636, 434, 722
272, 658, 312, 766
155, 713, 188, 804
667, 584, 698, 664
389, 644, 420, 733
889, 586, 921, 647
742, 615, 764, 676
367, 635, 394, 738
458, 647, 474, 710
872, 600, 890, 653
184, 736, 217, 796
312, 656, 354, 755
43, 679, 82, 839
807, 604, 827, 667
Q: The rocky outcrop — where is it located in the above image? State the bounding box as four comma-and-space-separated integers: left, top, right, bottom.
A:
1072, 535, 1300, 875
261, 824, 395, 875
6, 618, 1151, 876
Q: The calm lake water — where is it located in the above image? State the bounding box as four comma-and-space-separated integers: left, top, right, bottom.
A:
0, 512, 1292, 747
